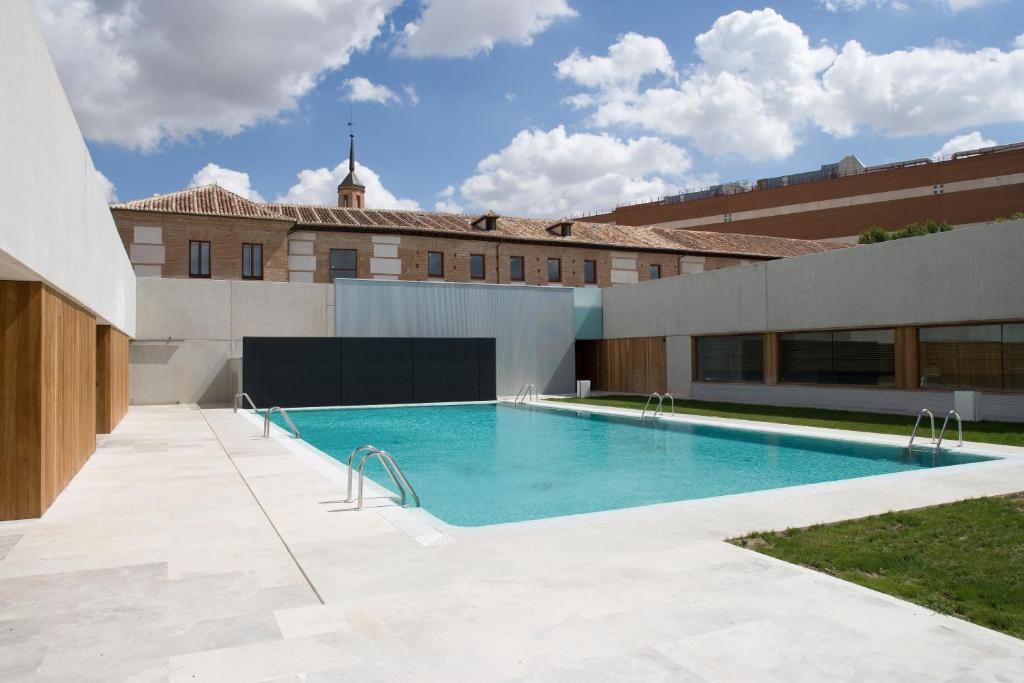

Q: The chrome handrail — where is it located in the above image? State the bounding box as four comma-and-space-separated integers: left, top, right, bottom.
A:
233, 392, 258, 413
351, 447, 420, 510
935, 410, 964, 452
641, 392, 662, 419
662, 393, 675, 416
346, 444, 386, 502
263, 406, 301, 438
907, 408, 935, 449
514, 383, 537, 405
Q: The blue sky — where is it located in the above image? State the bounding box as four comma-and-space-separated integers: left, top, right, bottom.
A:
34, 0, 1024, 217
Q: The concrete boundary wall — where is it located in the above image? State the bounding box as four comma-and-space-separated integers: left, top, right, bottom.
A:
603, 222, 1024, 421
131, 278, 333, 405
0, 0, 135, 336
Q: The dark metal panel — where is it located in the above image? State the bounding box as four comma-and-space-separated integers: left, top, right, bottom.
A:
241, 337, 263, 407
340, 338, 413, 405
412, 338, 480, 403
477, 338, 497, 400
259, 337, 341, 407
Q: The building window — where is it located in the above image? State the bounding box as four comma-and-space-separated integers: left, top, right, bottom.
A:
696, 335, 764, 383
242, 243, 263, 280
356, 195, 361, 208
547, 258, 561, 283
723, 213, 732, 223
341, 195, 350, 207
510, 256, 524, 281
189, 240, 210, 278
933, 184, 944, 195
919, 323, 1024, 390
583, 259, 596, 284
470, 254, 485, 279
780, 329, 895, 386
649, 264, 661, 280
329, 248, 357, 280
428, 251, 444, 277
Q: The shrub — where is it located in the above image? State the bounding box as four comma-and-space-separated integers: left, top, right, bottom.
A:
858, 219, 952, 244
994, 211, 1024, 223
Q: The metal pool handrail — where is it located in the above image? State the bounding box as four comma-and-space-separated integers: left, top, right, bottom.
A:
935, 410, 964, 452
515, 383, 537, 405
662, 393, 675, 416
907, 408, 936, 450
233, 392, 258, 413
263, 407, 301, 438
349, 447, 420, 510
643, 392, 671, 419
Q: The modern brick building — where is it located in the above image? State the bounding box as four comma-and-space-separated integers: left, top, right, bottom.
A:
110, 186, 840, 288
582, 142, 1024, 241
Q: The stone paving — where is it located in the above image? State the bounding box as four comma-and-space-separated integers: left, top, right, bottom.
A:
1, 404, 1023, 682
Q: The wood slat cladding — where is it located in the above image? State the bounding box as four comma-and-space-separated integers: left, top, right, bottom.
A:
577, 337, 667, 394
894, 326, 920, 390
0, 282, 97, 521
96, 326, 129, 434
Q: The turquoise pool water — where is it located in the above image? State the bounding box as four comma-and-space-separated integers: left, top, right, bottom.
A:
272, 403, 993, 527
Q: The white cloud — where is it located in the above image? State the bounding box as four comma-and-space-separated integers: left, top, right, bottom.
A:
276, 161, 419, 210
1014, 33, 1024, 49
560, 9, 1024, 160
457, 126, 697, 217
821, 0, 989, 10
345, 77, 401, 105
189, 163, 265, 202
433, 185, 463, 213
403, 84, 420, 105
398, 0, 576, 58
95, 169, 117, 203
932, 131, 998, 159
33, 0, 401, 151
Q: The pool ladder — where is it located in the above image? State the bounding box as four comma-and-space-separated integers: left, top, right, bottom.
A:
908, 408, 963, 453
342, 444, 420, 510
262, 406, 301, 438
233, 392, 258, 413
641, 392, 674, 419
514, 383, 537, 405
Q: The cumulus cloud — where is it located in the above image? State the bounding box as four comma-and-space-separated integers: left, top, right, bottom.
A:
560, 9, 1024, 160
932, 131, 998, 159
457, 126, 697, 217
345, 77, 401, 105
433, 185, 463, 213
403, 84, 420, 105
95, 169, 118, 203
398, 0, 576, 58
33, 0, 401, 150
276, 161, 419, 210
189, 163, 265, 202
1014, 33, 1024, 49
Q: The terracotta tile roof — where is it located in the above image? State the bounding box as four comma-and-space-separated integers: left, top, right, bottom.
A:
110, 184, 293, 222
111, 184, 846, 258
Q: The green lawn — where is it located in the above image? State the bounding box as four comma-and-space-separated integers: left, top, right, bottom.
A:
730, 495, 1024, 639
546, 395, 1024, 448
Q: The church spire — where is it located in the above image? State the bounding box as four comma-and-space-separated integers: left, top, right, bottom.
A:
337, 113, 366, 209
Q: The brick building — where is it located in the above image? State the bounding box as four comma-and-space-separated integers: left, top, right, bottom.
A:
583, 142, 1024, 241
110, 184, 839, 287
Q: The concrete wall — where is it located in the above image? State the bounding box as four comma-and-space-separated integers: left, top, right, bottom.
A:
131, 278, 333, 405
0, 0, 135, 336
603, 222, 1024, 420
335, 279, 576, 396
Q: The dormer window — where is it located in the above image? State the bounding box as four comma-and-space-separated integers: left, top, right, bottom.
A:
471, 210, 499, 231
547, 220, 573, 237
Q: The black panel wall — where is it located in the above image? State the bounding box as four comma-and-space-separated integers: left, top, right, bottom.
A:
243, 337, 496, 408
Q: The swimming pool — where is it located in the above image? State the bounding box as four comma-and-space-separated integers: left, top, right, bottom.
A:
271, 403, 993, 527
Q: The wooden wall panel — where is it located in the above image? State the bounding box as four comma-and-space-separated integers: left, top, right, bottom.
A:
576, 337, 667, 394
895, 326, 920, 390
96, 326, 129, 434
0, 282, 97, 521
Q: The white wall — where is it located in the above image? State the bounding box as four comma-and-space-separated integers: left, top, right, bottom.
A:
0, 0, 135, 335
131, 279, 333, 404
603, 222, 1024, 420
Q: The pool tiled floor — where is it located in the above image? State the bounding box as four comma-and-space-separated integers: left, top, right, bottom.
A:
1, 404, 1022, 681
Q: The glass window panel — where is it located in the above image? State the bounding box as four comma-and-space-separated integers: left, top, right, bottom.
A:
510, 256, 524, 281
428, 251, 443, 277
470, 254, 485, 279
832, 329, 895, 386
330, 248, 357, 280
583, 260, 596, 284
547, 258, 561, 282
696, 335, 763, 383
190, 241, 199, 275
649, 264, 661, 280
919, 324, 1002, 390
1004, 323, 1024, 391
242, 244, 251, 278
253, 244, 262, 278
200, 242, 210, 276
779, 332, 833, 384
